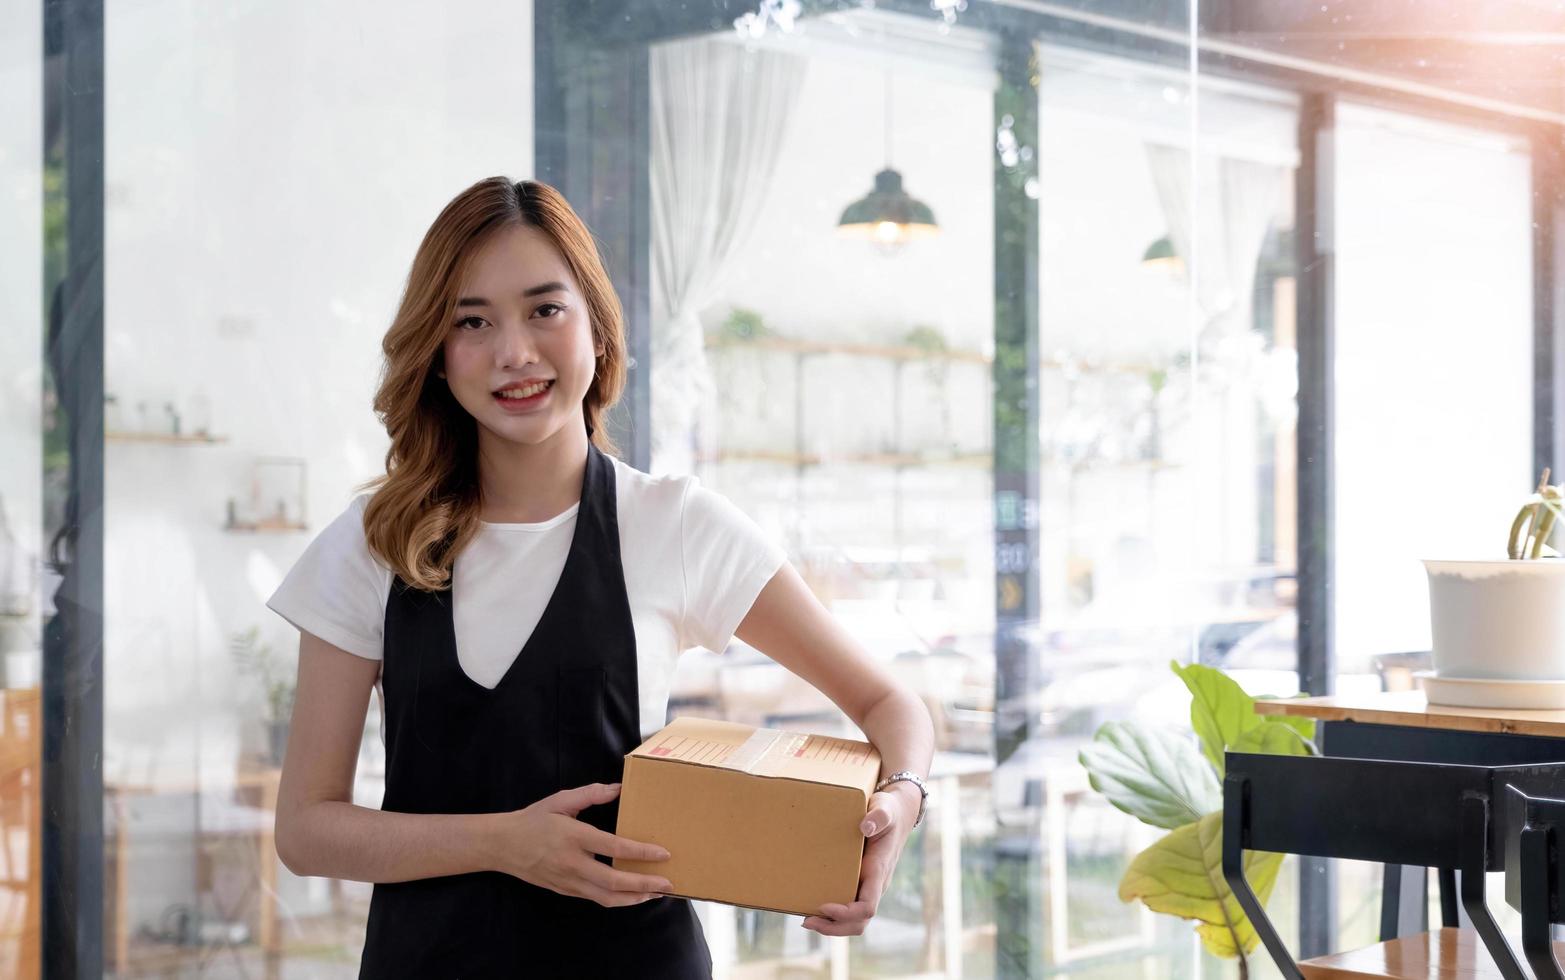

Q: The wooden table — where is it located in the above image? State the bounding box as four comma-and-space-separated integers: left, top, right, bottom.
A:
105, 766, 282, 974
1255, 691, 1565, 944
1256, 691, 1565, 740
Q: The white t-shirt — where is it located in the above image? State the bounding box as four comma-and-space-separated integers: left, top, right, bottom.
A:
266, 456, 787, 737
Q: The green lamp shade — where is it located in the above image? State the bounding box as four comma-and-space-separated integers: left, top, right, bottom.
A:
1141, 234, 1183, 273
837, 168, 939, 248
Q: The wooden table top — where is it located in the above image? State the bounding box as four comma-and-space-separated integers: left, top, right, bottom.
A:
1255, 691, 1565, 739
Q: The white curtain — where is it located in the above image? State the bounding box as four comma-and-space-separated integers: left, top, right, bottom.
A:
1145, 145, 1287, 567
650, 37, 806, 474
1144, 144, 1284, 338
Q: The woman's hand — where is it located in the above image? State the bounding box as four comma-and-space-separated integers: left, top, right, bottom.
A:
803, 783, 921, 936
487, 782, 674, 907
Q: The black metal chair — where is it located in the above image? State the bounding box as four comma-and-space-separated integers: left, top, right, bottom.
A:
1222, 750, 1565, 980
1503, 786, 1565, 980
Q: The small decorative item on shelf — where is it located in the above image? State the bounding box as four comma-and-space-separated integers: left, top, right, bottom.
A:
902, 325, 953, 451
225, 457, 308, 532
1142, 368, 1168, 461
186, 390, 211, 437
1420, 467, 1565, 708
717, 307, 770, 342
230, 626, 295, 766
902, 324, 947, 355
104, 389, 225, 443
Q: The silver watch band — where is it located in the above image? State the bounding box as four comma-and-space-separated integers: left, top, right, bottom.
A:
874, 770, 928, 828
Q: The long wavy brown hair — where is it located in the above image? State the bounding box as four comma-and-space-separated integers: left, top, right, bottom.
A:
361, 177, 626, 592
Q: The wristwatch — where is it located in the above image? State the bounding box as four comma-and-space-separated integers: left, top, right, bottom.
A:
875, 771, 929, 828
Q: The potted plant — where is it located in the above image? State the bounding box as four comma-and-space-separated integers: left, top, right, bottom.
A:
1421, 468, 1565, 708
1079, 662, 1315, 978
230, 627, 296, 766
902, 325, 955, 454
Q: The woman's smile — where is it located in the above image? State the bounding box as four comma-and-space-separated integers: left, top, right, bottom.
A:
493, 378, 555, 413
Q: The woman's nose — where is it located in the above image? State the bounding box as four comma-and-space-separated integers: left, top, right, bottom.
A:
494, 321, 538, 368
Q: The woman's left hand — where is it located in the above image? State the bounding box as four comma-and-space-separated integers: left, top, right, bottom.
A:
803, 783, 920, 936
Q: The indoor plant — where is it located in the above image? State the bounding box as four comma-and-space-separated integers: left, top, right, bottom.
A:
230, 627, 296, 765
1422, 468, 1565, 705
1079, 661, 1315, 977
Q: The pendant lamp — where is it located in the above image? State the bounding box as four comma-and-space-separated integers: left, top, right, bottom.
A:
837, 69, 939, 254
1141, 234, 1184, 274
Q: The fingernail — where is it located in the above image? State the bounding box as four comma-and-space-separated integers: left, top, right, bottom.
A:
607, 782, 622, 791
658, 879, 674, 892
860, 818, 878, 835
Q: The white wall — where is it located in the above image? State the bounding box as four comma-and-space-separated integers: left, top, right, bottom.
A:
104, 0, 533, 927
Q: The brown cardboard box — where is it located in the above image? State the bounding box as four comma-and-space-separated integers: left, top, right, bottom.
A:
612, 716, 881, 916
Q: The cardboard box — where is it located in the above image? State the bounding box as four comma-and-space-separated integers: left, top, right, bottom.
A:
612, 716, 881, 916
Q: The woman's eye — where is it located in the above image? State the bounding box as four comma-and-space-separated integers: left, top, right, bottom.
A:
456, 315, 487, 330
535, 303, 566, 318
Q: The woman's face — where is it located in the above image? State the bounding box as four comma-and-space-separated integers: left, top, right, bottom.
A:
440, 223, 602, 449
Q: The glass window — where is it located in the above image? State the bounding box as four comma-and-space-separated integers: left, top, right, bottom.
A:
1332, 103, 1534, 671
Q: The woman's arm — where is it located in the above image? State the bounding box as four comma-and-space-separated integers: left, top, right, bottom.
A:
274, 631, 673, 904
734, 561, 936, 934
274, 630, 492, 881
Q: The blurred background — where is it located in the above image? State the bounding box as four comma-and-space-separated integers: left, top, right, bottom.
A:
2, 0, 1560, 976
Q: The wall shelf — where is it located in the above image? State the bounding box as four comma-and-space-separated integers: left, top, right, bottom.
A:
223, 520, 308, 534
106, 431, 228, 445
705, 332, 1172, 376
704, 333, 991, 364
700, 449, 992, 469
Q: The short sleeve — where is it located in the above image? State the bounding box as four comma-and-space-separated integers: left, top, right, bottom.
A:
266, 495, 390, 661
679, 478, 787, 654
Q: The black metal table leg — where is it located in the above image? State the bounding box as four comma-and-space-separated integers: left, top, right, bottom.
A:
1379, 865, 1428, 940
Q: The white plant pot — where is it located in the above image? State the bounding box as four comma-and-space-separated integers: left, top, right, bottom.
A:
1424, 559, 1565, 683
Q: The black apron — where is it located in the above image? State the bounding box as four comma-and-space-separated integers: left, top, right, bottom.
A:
359, 441, 712, 979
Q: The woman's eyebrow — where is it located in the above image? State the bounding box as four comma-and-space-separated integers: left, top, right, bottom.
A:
456, 281, 567, 308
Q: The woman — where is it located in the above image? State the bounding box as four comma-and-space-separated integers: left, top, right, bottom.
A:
268, 177, 934, 978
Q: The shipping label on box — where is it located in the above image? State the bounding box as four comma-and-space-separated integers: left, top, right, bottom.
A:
612, 716, 881, 916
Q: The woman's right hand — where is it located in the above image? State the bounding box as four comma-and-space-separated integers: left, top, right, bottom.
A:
488, 782, 674, 907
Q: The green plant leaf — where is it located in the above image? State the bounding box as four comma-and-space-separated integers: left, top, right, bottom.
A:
1119, 811, 1283, 959
1231, 719, 1315, 757
1079, 722, 1220, 830
1253, 695, 1318, 744
1169, 661, 1264, 777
